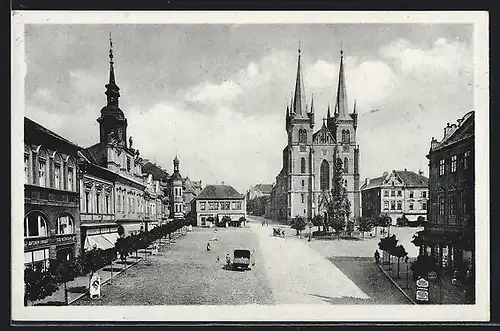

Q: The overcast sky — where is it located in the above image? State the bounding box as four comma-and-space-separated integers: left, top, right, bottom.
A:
24, 23, 473, 193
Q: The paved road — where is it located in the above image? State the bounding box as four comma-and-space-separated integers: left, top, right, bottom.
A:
248, 218, 369, 304
74, 227, 274, 305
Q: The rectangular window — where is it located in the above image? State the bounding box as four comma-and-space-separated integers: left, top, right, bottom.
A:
451, 155, 457, 173
422, 201, 427, 211
96, 192, 101, 213
397, 190, 402, 197
200, 202, 206, 210
85, 192, 90, 213
24, 154, 29, 184
213, 202, 219, 210
397, 201, 402, 210
301, 194, 305, 203
201, 217, 206, 226
129, 197, 132, 212
461, 190, 468, 217
38, 159, 46, 187
384, 190, 389, 197
409, 202, 414, 210
67, 167, 74, 191
439, 159, 445, 176
235, 201, 242, 210
391, 190, 395, 197
54, 164, 61, 189
390, 201, 396, 210
438, 194, 445, 216
106, 195, 110, 214
221, 202, 230, 210
127, 158, 131, 172
423, 191, 427, 198
384, 201, 389, 210
463, 151, 470, 169
409, 191, 414, 198
449, 192, 457, 216
301, 180, 304, 187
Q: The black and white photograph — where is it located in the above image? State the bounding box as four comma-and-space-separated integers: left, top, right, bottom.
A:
11, 11, 489, 322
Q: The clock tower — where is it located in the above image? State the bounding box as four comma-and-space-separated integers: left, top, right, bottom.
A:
97, 35, 128, 149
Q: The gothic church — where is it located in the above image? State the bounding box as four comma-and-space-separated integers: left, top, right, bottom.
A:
270, 48, 361, 223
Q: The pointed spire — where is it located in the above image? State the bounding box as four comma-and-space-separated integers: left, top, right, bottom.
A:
310, 93, 314, 113
293, 47, 307, 116
327, 104, 331, 119
105, 33, 120, 107
335, 47, 348, 118
353, 99, 357, 114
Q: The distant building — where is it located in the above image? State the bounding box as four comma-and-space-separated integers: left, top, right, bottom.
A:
414, 111, 475, 277
247, 184, 273, 200
270, 48, 361, 223
194, 184, 246, 227
24, 117, 81, 269
361, 169, 429, 226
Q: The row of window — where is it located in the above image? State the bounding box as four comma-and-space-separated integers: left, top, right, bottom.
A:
24, 212, 74, 238
300, 157, 350, 175
173, 187, 183, 197
83, 189, 112, 214
383, 200, 427, 211
199, 201, 243, 211
24, 147, 76, 192
383, 189, 427, 198
437, 189, 469, 224
299, 129, 351, 144
439, 151, 471, 176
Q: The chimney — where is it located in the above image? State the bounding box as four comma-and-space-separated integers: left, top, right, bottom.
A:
419, 170, 424, 176
404, 168, 407, 172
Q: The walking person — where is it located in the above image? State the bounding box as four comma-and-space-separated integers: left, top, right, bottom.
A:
225, 253, 231, 267
206, 242, 211, 251
374, 250, 380, 264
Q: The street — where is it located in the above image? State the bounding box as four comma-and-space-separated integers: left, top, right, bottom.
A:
74, 217, 409, 305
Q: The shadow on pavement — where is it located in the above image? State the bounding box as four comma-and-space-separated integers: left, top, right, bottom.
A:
309, 293, 371, 305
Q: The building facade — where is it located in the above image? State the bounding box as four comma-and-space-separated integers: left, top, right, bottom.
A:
361, 170, 429, 226
194, 184, 246, 227
24, 118, 81, 270
270, 48, 361, 223
414, 111, 475, 276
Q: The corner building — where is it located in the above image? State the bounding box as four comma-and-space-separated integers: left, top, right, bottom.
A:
271, 48, 361, 223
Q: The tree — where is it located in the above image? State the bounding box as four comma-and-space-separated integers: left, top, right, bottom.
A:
325, 158, 351, 236
290, 215, 307, 236
378, 234, 398, 265
49, 258, 81, 305
81, 247, 107, 290
346, 220, 355, 237
312, 214, 323, 232
410, 254, 439, 281
24, 267, 59, 306
357, 216, 374, 238
375, 213, 391, 236
391, 244, 408, 278
206, 216, 215, 227
221, 215, 232, 227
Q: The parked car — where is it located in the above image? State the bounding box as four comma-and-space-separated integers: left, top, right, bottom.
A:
232, 249, 253, 271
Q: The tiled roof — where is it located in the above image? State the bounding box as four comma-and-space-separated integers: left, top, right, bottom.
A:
360, 176, 384, 190
141, 162, 170, 182
395, 171, 428, 187
25, 117, 83, 150
86, 143, 107, 166
197, 184, 244, 200
431, 111, 474, 152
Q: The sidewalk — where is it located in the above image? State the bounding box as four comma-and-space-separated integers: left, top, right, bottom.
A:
378, 257, 471, 305
29, 229, 189, 306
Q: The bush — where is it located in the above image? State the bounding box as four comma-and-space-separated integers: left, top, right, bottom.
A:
24, 267, 59, 305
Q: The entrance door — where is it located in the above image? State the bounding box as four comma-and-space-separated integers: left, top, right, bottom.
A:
56, 246, 73, 263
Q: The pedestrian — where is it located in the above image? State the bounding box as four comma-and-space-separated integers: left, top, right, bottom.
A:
216, 255, 220, 263
225, 253, 231, 267
206, 242, 211, 251
374, 250, 380, 264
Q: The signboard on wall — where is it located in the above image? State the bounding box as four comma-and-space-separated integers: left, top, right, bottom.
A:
415, 277, 429, 303
89, 273, 101, 299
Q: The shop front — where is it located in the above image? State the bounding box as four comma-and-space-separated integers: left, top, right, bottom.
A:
82, 224, 120, 252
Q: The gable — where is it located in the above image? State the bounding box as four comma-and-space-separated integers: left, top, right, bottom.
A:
313, 125, 336, 145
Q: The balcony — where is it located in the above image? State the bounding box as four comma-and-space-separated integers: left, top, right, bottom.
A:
25, 184, 79, 207
24, 233, 76, 250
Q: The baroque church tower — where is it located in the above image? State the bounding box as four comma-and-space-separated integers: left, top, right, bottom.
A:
272, 47, 360, 223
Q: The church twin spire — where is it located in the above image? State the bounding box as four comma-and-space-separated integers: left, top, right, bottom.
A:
292, 47, 308, 116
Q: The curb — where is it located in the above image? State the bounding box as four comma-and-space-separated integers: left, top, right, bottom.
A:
68, 257, 143, 305
378, 264, 417, 305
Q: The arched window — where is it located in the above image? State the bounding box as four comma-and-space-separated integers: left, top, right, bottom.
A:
301, 157, 306, 173
320, 160, 330, 191
66, 157, 75, 192
344, 157, 349, 173
299, 129, 307, 144
57, 214, 74, 235
37, 149, 48, 187
24, 145, 31, 184
24, 212, 48, 238
342, 129, 350, 143
53, 153, 62, 190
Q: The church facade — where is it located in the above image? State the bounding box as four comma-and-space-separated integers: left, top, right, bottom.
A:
270, 49, 361, 223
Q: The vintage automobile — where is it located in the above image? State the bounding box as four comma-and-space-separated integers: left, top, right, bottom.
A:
231, 249, 254, 271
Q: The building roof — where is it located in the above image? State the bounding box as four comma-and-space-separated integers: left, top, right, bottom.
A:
430, 111, 474, 153
141, 162, 170, 182
360, 176, 385, 190
361, 170, 428, 190
24, 117, 83, 151
252, 184, 273, 194
394, 171, 429, 188
197, 184, 244, 200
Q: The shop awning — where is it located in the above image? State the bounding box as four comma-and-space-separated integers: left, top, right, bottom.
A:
84, 234, 115, 251
102, 232, 120, 246
117, 223, 144, 237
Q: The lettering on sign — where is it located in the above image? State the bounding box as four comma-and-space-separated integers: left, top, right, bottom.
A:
416, 278, 429, 288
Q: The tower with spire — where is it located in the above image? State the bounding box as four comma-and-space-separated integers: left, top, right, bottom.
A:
271, 45, 361, 223
170, 155, 185, 220
97, 34, 128, 149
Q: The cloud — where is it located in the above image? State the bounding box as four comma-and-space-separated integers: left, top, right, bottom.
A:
183, 80, 243, 104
